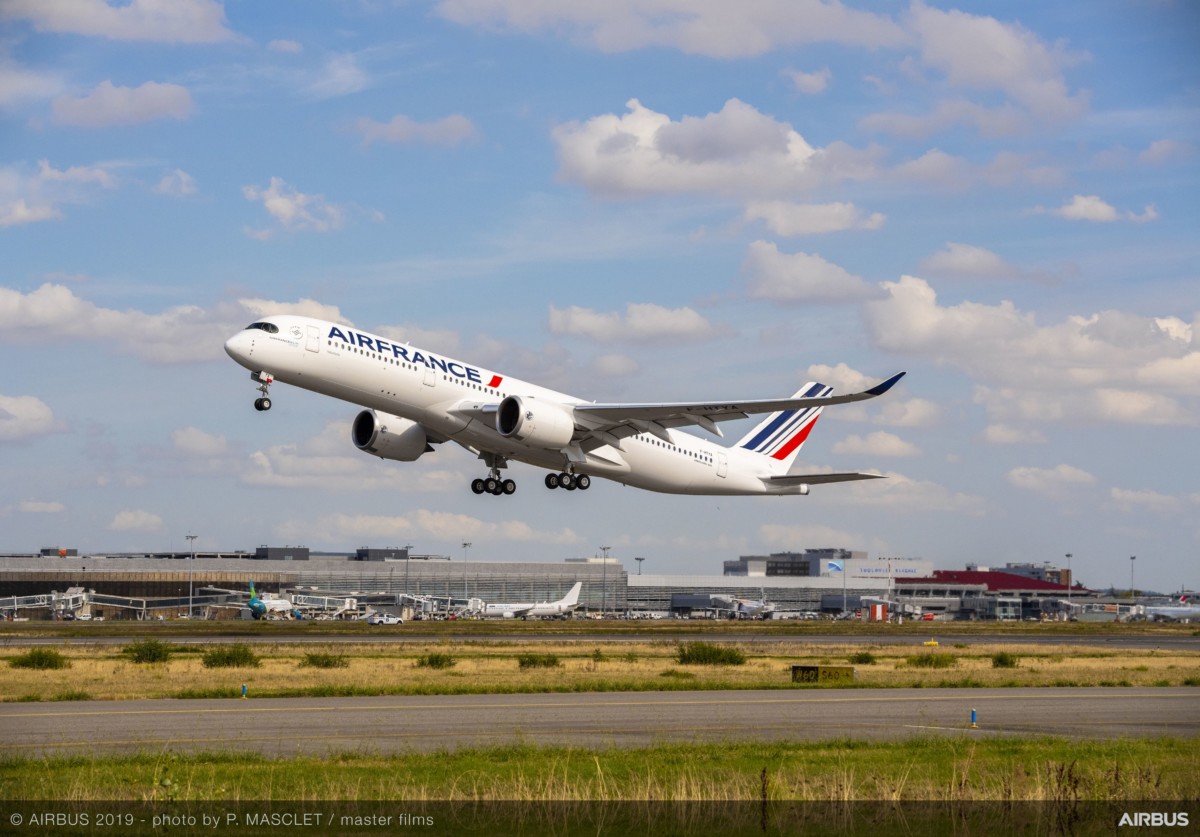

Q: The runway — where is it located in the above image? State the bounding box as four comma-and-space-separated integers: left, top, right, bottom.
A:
3, 688, 1196, 757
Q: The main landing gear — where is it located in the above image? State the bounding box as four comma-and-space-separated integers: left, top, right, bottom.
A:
545, 472, 591, 491
252, 372, 274, 411
472, 475, 516, 496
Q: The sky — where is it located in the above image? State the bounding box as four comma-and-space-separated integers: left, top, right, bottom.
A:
1, 0, 1197, 594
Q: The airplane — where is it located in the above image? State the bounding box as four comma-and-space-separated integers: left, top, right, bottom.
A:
224, 315, 906, 497
711, 593, 776, 619
483, 582, 582, 618
1142, 594, 1200, 622
248, 581, 299, 620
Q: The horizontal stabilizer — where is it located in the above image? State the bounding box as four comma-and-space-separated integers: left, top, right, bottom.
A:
766, 472, 886, 486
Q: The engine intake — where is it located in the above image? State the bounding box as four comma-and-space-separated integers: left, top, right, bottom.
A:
352, 410, 432, 462
496, 396, 575, 449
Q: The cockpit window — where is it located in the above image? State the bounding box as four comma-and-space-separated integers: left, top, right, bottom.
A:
245, 322, 279, 334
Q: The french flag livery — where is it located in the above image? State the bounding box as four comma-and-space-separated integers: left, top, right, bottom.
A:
224, 314, 905, 498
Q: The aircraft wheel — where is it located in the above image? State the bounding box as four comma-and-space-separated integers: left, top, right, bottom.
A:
560, 473, 576, 490
260, 397, 272, 411
254, 398, 264, 411
576, 474, 591, 490
471, 478, 486, 494
484, 477, 500, 494
544, 473, 559, 490
502, 479, 516, 495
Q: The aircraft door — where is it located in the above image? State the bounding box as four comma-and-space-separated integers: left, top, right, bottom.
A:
717, 452, 728, 478
305, 325, 320, 353
423, 365, 436, 387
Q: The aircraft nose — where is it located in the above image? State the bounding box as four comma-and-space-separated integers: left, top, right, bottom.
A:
224, 331, 248, 363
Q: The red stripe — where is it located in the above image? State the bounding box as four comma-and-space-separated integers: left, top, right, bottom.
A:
487, 375, 503, 388
771, 415, 819, 461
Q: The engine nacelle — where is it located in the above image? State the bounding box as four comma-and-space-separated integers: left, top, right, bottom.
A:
351, 410, 432, 462
496, 395, 576, 448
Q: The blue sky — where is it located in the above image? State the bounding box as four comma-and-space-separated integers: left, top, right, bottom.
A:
1, 0, 1197, 593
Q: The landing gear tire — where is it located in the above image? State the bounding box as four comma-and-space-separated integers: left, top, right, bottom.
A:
576, 474, 591, 490
560, 473, 576, 490
471, 478, 486, 495
545, 473, 560, 490
484, 477, 500, 495
502, 479, 516, 495
254, 397, 272, 411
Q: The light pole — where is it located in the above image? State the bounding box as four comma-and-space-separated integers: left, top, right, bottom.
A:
404, 543, 413, 597
635, 556, 644, 576
600, 546, 611, 617
1065, 553, 1072, 608
1130, 555, 1136, 600
186, 533, 197, 618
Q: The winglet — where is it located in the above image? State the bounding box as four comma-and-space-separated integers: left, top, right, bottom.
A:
866, 371, 906, 397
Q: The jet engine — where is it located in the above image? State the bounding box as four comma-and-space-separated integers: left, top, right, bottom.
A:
351, 410, 432, 462
496, 395, 576, 448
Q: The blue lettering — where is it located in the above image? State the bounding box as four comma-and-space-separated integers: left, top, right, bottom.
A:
355, 333, 375, 351
465, 367, 481, 384
394, 345, 410, 361
328, 326, 349, 344
429, 357, 448, 373
410, 351, 426, 366
447, 362, 466, 378
375, 339, 392, 356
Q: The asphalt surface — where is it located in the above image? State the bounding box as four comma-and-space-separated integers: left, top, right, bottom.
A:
3, 688, 1196, 757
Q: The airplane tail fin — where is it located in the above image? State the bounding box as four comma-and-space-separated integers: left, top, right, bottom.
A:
562, 582, 582, 607
735, 381, 832, 472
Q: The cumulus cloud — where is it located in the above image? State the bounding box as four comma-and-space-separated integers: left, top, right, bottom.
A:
52, 80, 192, 127
108, 509, 163, 531
354, 113, 479, 146
276, 510, 580, 546
784, 67, 831, 94
308, 54, 370, 98
832, 470, 986, 515
1039, 195, 1158, 224
0, 159, 118, 228
239, 296, 348, 323
0, 59, 63, 106
553, 98, 880, 198
155, 168, 195, 196
434, 0, 907, 58
18, 500, 65, 513
548, 302, 723, 344
1110, 487, 1182, 516
242, 177, 346, 238
1007, 464, 1095, 497
744, 201, 884, 236
832, 431, 919, 457
172, 426, 229, 457
919, 242, 1020, 279
1, 0, 238, 43
743, 241, 884, 304
0, 394, 65, 442
1138, 139, 1192, 165
863, 276, 1199, 426
982, 424, 1046, 445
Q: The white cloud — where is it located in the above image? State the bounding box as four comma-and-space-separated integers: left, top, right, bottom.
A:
875, 398, 939, 428
919, 242, 1019, 279
834, 470, 986, 515
155, 168, 195, 196
0, 59, 63, 106
744, 200, 884, 236
1043, 195, 1158, 224
1, 0, 238, 43
832, 431, 919, 457
784, 67, 831, 94
354, 114, 479, 146
239, 296, 349, 324
108, 509, 163, 532
982, 424, 1046, 445
553, 98, 880, 199
892, 148, 1063, 190
308, 53, 370, 98
52, 80, 193, 127
0, 199, 62, 228
862, 98, 1028, 138
276, 510, 580, 546
18, 500, 64, 513
1110, 487, 1181, 516
548, 302, 723, 344
1007, 464, 1095, 497
0, 394, 65, 441
0, 159, 119, 227
172, 427, 229, 457
743, 240, 884, 304
1137, 139, 1192, 165
242, 177, 346, 237
434, 0, 907, 58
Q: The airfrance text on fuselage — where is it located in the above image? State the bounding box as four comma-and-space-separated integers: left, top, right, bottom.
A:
328, 326, 497, 386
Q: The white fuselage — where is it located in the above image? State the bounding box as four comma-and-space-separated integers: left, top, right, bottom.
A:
224, 315, 804, 495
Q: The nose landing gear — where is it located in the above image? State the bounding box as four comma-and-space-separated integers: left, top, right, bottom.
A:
251, 372, 274, 411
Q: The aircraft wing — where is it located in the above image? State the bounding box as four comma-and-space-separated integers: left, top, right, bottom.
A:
572, 372, 905, 444
766, 472, 885, 486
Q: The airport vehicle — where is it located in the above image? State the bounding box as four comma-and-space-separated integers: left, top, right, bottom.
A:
483, 582, 582, 619
366, 612, 403, 625
224, 316, 905, 497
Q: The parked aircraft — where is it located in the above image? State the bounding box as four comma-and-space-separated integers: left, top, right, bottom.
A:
248, 582, 298, 620
483, 582, 582, 618
1143, 594, 1200, 622
224, 316, 905, 497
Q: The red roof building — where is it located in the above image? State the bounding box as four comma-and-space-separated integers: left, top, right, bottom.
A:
896, 570, 1080, 595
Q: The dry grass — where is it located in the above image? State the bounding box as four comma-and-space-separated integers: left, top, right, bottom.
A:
1, 640, 1197, 701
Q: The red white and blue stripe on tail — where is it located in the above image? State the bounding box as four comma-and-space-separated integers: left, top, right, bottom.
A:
736, 382, 832, 464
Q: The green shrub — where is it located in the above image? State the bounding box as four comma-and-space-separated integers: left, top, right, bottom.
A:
10, 648, 71, 670
677, 642, 745, 666
125, 639, 172, 664
906, 653, 956, 669
202, 644, 261, 669
416, 653, 456, 670
517, 653, 560, 669
991, 652, 1020, 669
848, 651, 877, 665
300, 653, 348, 669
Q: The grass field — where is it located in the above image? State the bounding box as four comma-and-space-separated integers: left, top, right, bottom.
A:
2, 639, 1198, 701
2, 737, 1195, 801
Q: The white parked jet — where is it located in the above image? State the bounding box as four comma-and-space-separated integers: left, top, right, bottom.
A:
484, 582, 583, 618
224, 316, 905, 497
